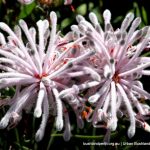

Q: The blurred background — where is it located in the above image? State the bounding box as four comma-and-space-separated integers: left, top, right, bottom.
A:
0, 0, 150, 149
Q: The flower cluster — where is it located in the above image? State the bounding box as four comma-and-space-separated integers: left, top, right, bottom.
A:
0, 10, 150, 142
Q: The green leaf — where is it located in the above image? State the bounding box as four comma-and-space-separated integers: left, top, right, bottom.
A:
76, 3, 87, 15
61, 18, 72, 29
133, 2, 140, 17
18, 2, 36, 19
142, 6, 148, 24
113, 16, 124, 24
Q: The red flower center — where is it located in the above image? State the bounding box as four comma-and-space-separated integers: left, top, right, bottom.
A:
34, 72, 48, 79
112, 72, 120, 84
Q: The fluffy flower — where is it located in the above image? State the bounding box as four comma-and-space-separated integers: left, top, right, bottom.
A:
72, 9, 150, 139
0, 11, 96, 141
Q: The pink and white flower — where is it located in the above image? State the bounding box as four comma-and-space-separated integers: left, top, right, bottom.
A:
1, 8, 150, 142
72, 9, 150, 139
0, 11, 97, 141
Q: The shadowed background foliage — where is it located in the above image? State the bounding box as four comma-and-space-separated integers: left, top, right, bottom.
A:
0, 0, 150, 149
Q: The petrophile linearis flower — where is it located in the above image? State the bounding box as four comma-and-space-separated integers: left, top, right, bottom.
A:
0, 11, 99, 141
1, 8, 150, 143
71, 9, 150, 139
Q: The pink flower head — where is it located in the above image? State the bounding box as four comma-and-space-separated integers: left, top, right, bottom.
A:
0, 11, 96, 141
72, 9, 150, 139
